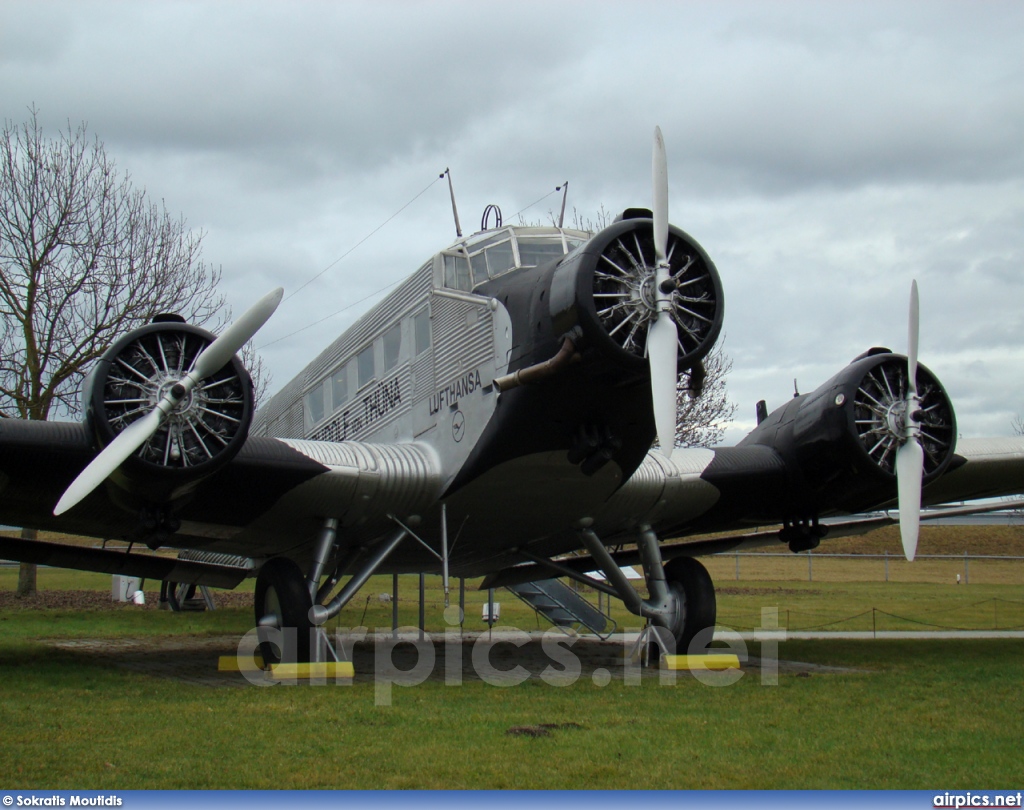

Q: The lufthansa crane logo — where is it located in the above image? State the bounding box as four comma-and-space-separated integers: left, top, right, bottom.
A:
452, 410, 465, 442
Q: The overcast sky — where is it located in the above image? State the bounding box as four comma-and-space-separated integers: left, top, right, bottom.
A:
2, 0, 1023, 444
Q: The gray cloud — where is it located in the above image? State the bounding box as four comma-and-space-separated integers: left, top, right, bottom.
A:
2, 0, 1023, 444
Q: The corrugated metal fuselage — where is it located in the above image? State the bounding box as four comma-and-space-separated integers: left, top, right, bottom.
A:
251, 231, 661, 575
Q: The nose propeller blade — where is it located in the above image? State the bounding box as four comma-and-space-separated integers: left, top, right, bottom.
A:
652, 127, 669, 265
53, 287, 283, 516
895, 436, 923, 561
649, 314, 679, 456
647, 126, 677, 457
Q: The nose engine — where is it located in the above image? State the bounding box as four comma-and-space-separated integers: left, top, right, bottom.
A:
550, 215, 724, 382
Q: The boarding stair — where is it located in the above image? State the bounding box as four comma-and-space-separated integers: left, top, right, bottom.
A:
161, 550, 256, 611
506, 579, 616, 639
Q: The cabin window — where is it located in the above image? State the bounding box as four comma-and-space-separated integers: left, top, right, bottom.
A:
306, 381, 325, 426
413, 308, 431, 356
383, 322, 402, 372
331, 363, 348, 409
357, 345, 375, 389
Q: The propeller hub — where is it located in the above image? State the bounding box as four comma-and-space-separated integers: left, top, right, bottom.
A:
638, 273, 660, 313
884, 400, 909, 438
152, 376, 195, 415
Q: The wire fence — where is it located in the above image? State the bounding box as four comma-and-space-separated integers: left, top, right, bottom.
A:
717, 598, 1024, 633
705, 551, 1024, 586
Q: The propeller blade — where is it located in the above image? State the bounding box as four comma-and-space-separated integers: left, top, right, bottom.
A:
895, 437, 923, 561
648, 127, 677, 457
907, 279, 919, 398
53, 287, 284, 516
191, 287, 283, 381
54, 408, 164, 515
896, 279, 923, 561
648, 312, 678, 458
652, 126, 669, 265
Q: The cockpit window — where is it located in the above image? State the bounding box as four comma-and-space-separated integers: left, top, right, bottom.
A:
516, 237, 567, 268
484, 241, 515, 276
440, 227, 590, 291
443, 252, 472, 292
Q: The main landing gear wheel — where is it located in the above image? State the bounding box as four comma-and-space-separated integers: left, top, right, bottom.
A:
661, 557, 717, 653
254, 557, 314, 664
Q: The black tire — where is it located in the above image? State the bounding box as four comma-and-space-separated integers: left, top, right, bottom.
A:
662, 556, 717, 653
254, 557, 314, 664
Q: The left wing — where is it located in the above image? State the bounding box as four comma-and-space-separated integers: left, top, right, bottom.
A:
0, 418, 442, 581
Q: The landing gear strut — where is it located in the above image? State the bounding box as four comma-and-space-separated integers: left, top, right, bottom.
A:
576, 522, 717, 654
252, 522, 411, 664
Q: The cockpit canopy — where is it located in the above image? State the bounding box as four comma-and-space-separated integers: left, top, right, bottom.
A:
439, 226, 590, 292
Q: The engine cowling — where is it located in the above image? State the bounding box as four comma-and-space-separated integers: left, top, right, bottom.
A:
744, 349, 957, 514
83, 319, 255, 506
549, 215, 724, 378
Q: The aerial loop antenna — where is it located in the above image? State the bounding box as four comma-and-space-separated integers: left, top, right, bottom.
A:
481, 204, 502, 231
442, 168, 462, 238
556, 181, 569, 228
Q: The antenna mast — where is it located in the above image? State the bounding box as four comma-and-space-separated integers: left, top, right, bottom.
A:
442, 168, 462, 238
557, 181, 569, 228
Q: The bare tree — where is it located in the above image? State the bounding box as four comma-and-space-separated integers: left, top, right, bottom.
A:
568, 204, 613, 234
675, 340, 736, 448
0, 108, 227, 595
516, 204, 614, 233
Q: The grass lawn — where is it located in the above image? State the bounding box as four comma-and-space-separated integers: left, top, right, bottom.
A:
1, 560, 1022, 788
0, 631, 1020, 789
1, 524, 1021, 789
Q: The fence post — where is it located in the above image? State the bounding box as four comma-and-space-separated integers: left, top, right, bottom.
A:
392, 572, 399, 638
884, 550, 889, 583
964, 551, 970, 585
808, 551, 813, 582
735, 552, 740, 581
418, 572, 425, 641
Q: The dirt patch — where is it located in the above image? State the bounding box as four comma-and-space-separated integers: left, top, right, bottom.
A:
507, 726, 551, 737
506, 724, 583, 737
38, 632, 865, 687
0, 589, 252, 611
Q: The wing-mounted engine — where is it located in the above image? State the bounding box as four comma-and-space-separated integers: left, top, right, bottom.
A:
549, 214, 724, 383
81, 319, 254, 509
744, 348, 957, 515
